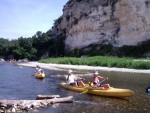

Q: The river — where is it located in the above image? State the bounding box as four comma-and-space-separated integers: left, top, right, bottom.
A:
0, 62, 150, 113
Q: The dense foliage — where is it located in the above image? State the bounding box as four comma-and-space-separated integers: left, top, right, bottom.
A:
68, 41, 150, 58
0, 30, 66, 60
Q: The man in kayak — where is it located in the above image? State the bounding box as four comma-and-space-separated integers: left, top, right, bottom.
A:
35, 65, 43, 74
66, 69, 85, 87
90, 71, 110, 88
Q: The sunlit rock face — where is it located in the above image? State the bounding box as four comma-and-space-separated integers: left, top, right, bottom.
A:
52, 0, 150, 51
115, 0, 150, 47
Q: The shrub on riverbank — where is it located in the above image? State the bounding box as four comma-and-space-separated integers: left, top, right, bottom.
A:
39, 56, 150, 69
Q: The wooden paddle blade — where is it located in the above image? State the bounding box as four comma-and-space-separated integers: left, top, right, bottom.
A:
80, 90, 89, 94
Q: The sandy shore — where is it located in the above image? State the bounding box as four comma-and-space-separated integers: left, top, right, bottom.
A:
17, 61, 150, 74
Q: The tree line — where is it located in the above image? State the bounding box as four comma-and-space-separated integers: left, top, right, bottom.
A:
0, 30, 66, 61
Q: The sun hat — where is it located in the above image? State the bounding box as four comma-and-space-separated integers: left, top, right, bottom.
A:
67, 69, 73, 74
93, 71, 99, 75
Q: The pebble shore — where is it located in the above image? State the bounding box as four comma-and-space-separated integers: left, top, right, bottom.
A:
17, 62, 150, 74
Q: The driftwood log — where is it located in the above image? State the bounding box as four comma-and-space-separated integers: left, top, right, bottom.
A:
0, 95, 73, 112
36, 95, 60, 100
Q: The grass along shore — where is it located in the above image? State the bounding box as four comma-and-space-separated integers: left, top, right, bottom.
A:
39, 56, 150, 70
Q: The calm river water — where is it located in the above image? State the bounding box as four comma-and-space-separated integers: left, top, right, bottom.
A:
0, 62, 150, 113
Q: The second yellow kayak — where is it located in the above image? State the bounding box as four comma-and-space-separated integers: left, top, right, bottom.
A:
34, 73, 45, 79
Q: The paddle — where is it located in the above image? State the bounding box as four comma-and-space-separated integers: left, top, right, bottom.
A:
80, 79, 106, 94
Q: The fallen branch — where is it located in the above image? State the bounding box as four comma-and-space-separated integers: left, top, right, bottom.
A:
0, 96, 73, 112
36, 95, 60, 100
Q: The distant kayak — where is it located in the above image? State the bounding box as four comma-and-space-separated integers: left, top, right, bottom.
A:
34, 72, 45, 79
60, 82, 134, 98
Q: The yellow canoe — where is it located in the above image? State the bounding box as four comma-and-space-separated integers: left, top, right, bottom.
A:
34, 73, 45, 79
60, 82, 134, 98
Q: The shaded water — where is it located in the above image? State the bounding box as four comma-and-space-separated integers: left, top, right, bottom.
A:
0, 62, 150, 113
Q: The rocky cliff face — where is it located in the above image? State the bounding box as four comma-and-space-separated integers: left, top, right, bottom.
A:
115, 0, 150, 46
52, 0, 150, 51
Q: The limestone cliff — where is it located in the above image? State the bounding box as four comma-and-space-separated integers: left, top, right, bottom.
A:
52, 0, 150, 51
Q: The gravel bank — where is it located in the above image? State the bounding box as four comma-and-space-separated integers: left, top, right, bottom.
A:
17, 62, 150, 74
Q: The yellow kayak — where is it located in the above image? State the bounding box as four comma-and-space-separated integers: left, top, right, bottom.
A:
34, 73, 45, 79
60, 82, 134, 98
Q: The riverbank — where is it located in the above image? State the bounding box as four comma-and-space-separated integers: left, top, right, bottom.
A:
17, 61, 150, 74
39, 56, 150, 70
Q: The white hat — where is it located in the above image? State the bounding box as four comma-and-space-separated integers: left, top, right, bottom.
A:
67, 69, 73, 74
93, 71, 99, 75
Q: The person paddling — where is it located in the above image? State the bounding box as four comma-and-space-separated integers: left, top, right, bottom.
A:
89, 71, 110, 88
66, 69, 85, 87
35, 65, 43, 74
